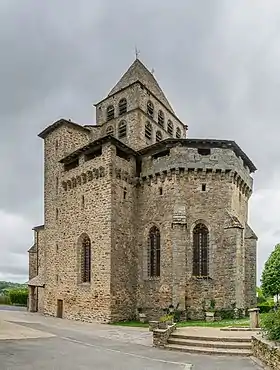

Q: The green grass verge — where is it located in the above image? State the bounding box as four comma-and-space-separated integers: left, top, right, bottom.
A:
111, 313, 268, 329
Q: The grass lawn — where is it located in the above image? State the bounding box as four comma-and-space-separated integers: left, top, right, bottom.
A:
111, 313, 268, 328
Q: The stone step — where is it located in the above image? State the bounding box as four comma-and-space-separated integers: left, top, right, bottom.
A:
220, 327, 261, 332
169, 333, 251, 343
165, 344, 252, 356
168, 337, 252, 350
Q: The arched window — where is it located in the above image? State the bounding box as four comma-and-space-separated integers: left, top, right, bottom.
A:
147, 100, 154, 118
148, 226, 160, 277
107, 105, 114, 121
167, 120, 173, 135
193, 223, 209, 277
158, 110, 165, 127
118, 120, 127, 139
106, 125, 114, 135
80, 234, 91, 283
176, 127, 182, 138
156, 130, 162, 142
145, 121, 152, 141
118, 98, 127, 115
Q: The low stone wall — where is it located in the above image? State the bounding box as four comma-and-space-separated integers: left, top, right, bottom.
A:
153, 323, 176, 347
252, 335, 280, 370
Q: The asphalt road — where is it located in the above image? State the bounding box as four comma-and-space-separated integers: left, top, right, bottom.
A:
0, 304, 26, 311
0, 310, 262, 370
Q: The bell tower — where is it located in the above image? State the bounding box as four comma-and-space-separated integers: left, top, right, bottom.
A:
94, 58, 187, 151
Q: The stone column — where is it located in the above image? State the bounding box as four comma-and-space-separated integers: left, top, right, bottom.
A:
235, 228, 246, 310
171, 204, 187, 311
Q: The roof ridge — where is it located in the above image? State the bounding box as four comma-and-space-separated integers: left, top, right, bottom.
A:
108, 59, 174, 113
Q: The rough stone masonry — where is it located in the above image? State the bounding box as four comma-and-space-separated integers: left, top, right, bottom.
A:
27, 58, 258, 323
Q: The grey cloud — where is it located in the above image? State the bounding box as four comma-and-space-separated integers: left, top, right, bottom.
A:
0, 0, 279, 282
0, 264, 28, 277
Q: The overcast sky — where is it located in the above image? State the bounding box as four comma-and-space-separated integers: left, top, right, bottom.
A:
0, 0, 279, 284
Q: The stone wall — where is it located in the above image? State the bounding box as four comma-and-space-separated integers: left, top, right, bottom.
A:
245, 226, 258, 308
137, 144, 255, 320
37, 228, 45, 313
252, 335, 280, 370
28, 247, 37, 280
43, 125, 114, 322
153, 323, 177, 347
110, 150, 138, 321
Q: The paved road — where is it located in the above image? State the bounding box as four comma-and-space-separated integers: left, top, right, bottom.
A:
0, 311, 262, 370
0, 304, 26, 311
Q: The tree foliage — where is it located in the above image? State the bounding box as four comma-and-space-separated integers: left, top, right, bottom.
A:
256, 286, 266, 303
8, 288, 28, 306
262, 309, 280, 341
261, 244, 280, 299
0, 281, 26, 295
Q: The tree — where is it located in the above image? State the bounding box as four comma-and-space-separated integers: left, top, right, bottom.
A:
8, 288, 28, 306
261, 244, 280, 301
256, 286, 266, 304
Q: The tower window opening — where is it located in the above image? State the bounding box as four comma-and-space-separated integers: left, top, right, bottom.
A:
176, 127, 181, 138
145, 122, 152, 140
159, 187, 163, 195
118, 98, 127, 115
147, 100, 154, 118
158, 110, 165, 127
107, 105, 115, 121
106, 125, 114, 136
123, 187, 127, 199
118, 121, 127, 139
202, 184, 206, 192
167, 120, 173, 135
156, 131, 162, 142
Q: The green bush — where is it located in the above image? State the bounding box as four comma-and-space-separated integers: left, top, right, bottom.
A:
262, 309, 280, 341
159, 314, 173, 323
0, 295, 11, 305
216, 309, 235, 320
8, 288, 28, 306
258, 302, 274, 313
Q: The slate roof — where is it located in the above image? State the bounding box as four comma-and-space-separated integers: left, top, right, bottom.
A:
27, 273, 45, 287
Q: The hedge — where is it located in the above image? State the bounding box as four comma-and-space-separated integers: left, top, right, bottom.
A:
8, 288, 28, 306
257, 302, 274, 313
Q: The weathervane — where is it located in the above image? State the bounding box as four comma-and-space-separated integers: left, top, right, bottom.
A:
135, 46, 140, 59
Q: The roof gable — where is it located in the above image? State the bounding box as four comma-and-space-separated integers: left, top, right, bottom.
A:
108, 59, 174, 113
245, 224, 258, 240
38, 119, 90, 139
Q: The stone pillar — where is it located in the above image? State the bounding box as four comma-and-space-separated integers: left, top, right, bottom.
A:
248, 308, 260, 329
171, 204, 187, 311
29, 286, 37, 312
235, 228, 246, 310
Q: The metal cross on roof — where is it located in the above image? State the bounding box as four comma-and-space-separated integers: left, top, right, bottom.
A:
135, 46, 140, 59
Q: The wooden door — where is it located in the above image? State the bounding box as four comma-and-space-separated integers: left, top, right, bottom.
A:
57, 299, 63, 318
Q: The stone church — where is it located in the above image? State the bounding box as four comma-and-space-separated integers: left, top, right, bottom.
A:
28, 58, 257, 323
